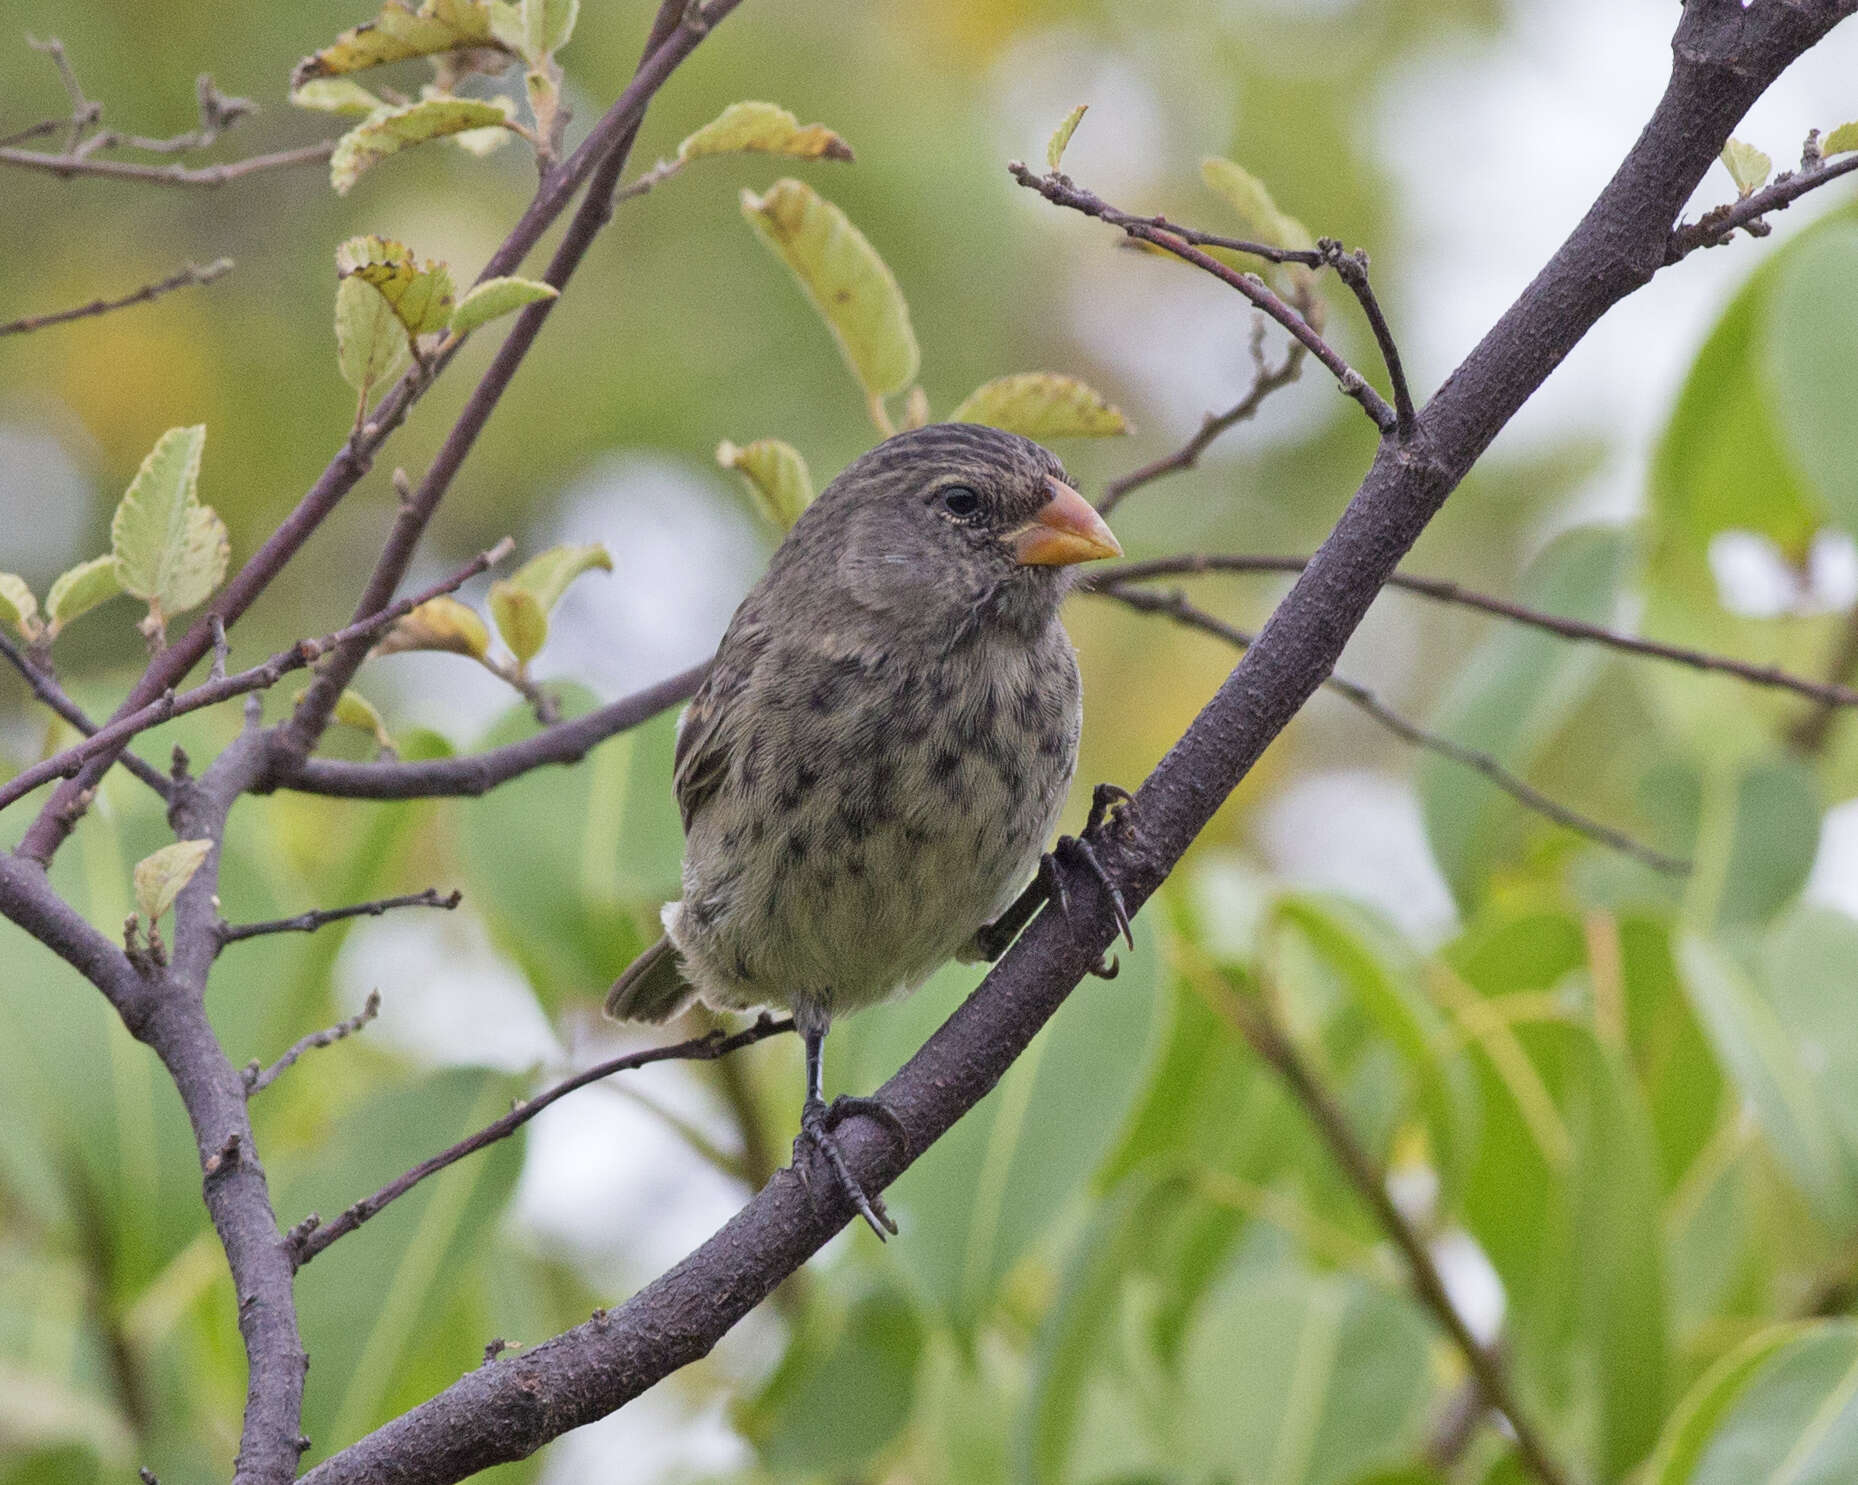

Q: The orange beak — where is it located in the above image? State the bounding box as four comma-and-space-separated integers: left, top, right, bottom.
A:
1010, 479, 1122, 567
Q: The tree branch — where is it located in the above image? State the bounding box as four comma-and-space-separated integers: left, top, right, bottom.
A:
0, 632, 171, 799
289, 1014, 794, 1267
0, 139, 334, 186
1094, 552, 1858, 711
268, 662, 707, 799
218, 888, 460, 950
298, 6, 1856, 1480
0, 257, 233, 337
1667, 146, 1858, 262
1093, 580, 1688, 875
243, 990, 382, 1095
0, 540, 511, 815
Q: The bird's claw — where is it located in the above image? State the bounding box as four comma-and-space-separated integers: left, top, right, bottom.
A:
1050, 830, 1134, 951
793, 1094, 907, 1239
1084, 781, 1136, 842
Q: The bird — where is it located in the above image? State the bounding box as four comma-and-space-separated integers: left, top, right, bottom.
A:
605, 422, 1128, 1237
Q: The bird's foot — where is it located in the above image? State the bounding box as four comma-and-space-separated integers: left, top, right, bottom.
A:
793, 1094, 909, 1239
1047, 783, 1136, 976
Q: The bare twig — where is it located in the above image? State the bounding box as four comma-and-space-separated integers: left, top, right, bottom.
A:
1319, 239, 1416, 441
0, 632, 171, 800
1667, 149, 1858, 262
290, 1014, 794, 1266
0, 257, 233, 338
1098, 321, 1302, 516
0, 140, 334, 186
1184, 946, 1571, 1485
1094, 581, 1689, 875
1009, 163, 1397, 432
0, 541, 512, 814
1094, 553, 1858, 712
219, 888, 460, 950
244, 991, 383, 1095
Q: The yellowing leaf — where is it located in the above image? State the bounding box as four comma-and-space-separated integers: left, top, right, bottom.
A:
949, 373, 1131, 438
902, 384, 931, 430
0, 574, 40, 643
374, 595, 491, 658
330, 96, 515, 194
335, 274, 413, 400
488, 582, 547, 664
1047, 104, 1086, 171
45, 555, 122, 636
505, 542, 611, 616
1722, 138, 1772, 197
293, 0, 502, 89
717, 438, 814, 530
450, 275, 558, 334
741, 178, 920, 405
133, 839, 213, 923
1200, 156, 1314, 253
1823, 121, 1858, 157
678, 101, 853, 163
290, 78, 386, 115
337, 236, 456, 337
488, 0, 577, 63
333, 689, 394, 748
111, 426, 230, 630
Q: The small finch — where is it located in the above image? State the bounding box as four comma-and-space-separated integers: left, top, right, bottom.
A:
606, 423, 1124, 1235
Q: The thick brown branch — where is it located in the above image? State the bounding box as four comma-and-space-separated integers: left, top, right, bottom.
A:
0, 257, 232, 336
289, 1014, 794, 1267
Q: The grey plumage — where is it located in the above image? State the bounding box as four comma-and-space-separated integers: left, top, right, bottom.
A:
605, 423, 1120, 1234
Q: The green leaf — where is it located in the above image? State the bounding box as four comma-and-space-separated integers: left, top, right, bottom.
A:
1764, 225, 1858, 535
296, 686, 394, 750
1764, 908, 1858, 1163
1173, 1269, 1432, 1485
335, 274, 413, 402
740, 178, 921, 407
1419, 525, 1632, 908
289, 78, 386, 115
488, 584, 546, 665
292, 0, 503, 89
503, 542, 610, 620
0, 573, 40, 642
337, 236, 456, 339
741, 1285, 925, 1473
448, 275, 558, 334
1666, 1321, 1858, 1484
1722, 138, 1772, 197
1047, 103, 1086, 170
487, 0, 577, 62
1642, 1321, 1829, 1485
132, 839, 213, 923
1201, 155, 1314, 253
1676, 934, 1858, 1229
372, 595, 491, 660
330, 96, 515, 194
677, 100, 853, 162
949, 372, 1130, 438
1825, 122, 1858, 157
110, 425, 229, 630
716, 437, 814, 530
43, 555, 121, 637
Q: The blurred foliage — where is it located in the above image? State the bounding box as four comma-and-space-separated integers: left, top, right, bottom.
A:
3, 1, 1858, 1484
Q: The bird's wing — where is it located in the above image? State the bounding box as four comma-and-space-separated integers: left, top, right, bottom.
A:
672, 617, 767, 833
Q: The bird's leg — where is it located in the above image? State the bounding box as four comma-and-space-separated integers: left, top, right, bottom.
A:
967, 783, 1137, 974
792, 1015, 907, 1240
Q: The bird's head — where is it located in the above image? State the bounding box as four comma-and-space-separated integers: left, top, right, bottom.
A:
783, 424, 1121, 642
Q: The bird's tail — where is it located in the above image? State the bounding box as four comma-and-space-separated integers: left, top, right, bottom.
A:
604, 933, 699, 1022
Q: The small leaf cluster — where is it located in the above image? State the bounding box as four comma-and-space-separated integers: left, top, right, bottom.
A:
0, 424, 230, 653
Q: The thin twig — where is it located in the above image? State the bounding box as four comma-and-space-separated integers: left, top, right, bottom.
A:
1094, 553, 1858, 711
244, 991, 383, 1095
0, 632, 171, 799
1094, 582, 1689, 875
218, 888, 460, 949
0, 540, 513, 813
1319, 239, 1416, 441
1182, 945, 1572, 1485
290, 1014, 795, 1266
0, 258, 232, 338
1009, 163, 1397, 432
0, 140, 335, 186
1098, 321, 1302, 516
1667, 150, 1858, 263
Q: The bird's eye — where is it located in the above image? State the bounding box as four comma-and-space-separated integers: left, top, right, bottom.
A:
938, 485, 982, 519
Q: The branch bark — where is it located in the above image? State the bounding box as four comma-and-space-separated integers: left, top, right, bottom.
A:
299, 4, 1858, 1481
